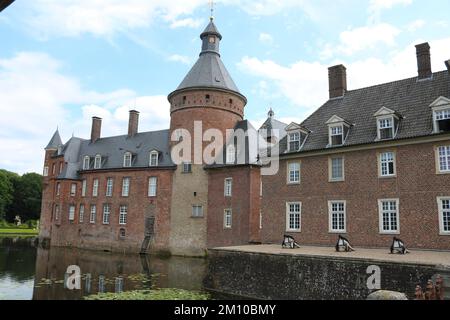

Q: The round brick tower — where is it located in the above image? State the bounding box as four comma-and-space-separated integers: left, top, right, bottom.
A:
167, 18, 247, 256
168, 18, 247, 152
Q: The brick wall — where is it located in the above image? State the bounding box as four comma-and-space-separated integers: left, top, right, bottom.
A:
206, 166, 261, 248
261, 140, 450, 250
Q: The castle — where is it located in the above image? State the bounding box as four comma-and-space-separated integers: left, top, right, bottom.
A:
39, 19, 450, 256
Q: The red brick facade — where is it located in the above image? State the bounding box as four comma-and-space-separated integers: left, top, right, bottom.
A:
261, 139, 450, 250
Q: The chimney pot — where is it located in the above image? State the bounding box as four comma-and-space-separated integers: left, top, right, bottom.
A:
328, 65, 347, 99
90, 117, 102, 143
128, 110, 139, 137
445, 59, 450, 72
415, 42, 432, 80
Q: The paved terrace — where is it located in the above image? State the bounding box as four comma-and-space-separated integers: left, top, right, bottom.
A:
212, 245, 450, 268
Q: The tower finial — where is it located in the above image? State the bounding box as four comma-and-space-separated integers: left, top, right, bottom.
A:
209, 0, 215, 20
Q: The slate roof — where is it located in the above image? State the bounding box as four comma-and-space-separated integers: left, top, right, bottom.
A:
55, 130, 175, 180
277, 70, 450, 154
45, 129, 63, 150
173, 20, 242, 96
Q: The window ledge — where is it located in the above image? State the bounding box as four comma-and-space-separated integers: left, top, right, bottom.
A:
287, 182, 301, 186
285, 230, 301, 233
329, 230, 347, 234
191, 216, 204, 219
379, 231, 400, 235
329, 179, 345, 183
437, 171, 450, 175
439, 232, 450, 236
379, 175, 397, 179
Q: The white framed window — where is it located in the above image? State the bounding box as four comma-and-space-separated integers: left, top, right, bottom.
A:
192, 205, 204, 218
68, 205, 75, 222
81, 179, 87, 197
434, 108, 450, 133
182, 162, 192, 173
43, 166, 49, 177
259, 210, 263, 229
83, 156, 90, 170
92, 179, 99, 197
378, 199, 400, 234
103, 204, 110, 225
54, 205, 60, 221
286, 202, 301, 232
287, 162, 300, 184
148, 177, 157, 197
437, 146, 450, 173
288, 132, 300, 152
119, 205, 127, 225
106, 178, 113, 197
52, 164, 56, 175
379, 151, 396, 177
59, 162, 63, 174
122, 178, 130, 197
149, 151, 159, 167
79, 204, 84, 223
328, 201, 346, 233
226, 145, 236, 164
90, 205, 96, 224
329, 156, 344, 182
70, 183, 77, 197
94, 154, 102, 169
330, 125, 344, 146
56, 182, 61, 196
224, 209, 232, 229
123, 152, 132, 168
224, 178, 232, 197
437, 197, 450, 235
377, 117, 394, 140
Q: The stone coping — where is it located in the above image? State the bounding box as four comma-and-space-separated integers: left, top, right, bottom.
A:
211, 244, 450, 268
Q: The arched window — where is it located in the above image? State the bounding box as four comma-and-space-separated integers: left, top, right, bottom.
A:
149, 151, 159, 167
226, 145, 236, 164
123, 152, 132, 168
83, 156, 90, 170
94, 154, 102, 169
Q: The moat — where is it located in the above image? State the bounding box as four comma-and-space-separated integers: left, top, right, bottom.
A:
1, 238, 449, 300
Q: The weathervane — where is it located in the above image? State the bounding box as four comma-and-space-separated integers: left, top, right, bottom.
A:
208, 0, 215, 20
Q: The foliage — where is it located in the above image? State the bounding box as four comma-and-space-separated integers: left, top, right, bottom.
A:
84, 288, 210, 300
0, 228, 39, 235
0, 169, 42, 223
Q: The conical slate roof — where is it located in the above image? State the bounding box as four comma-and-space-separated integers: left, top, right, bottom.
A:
172, 19, 242, 96
45, 129, 62, 150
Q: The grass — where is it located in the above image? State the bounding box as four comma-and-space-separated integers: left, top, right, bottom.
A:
0, 228, 39, 235
84, 288, 210, 300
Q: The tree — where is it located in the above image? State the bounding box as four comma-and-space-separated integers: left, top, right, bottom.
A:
0, 170, 14, 220
7, 172, 42, 222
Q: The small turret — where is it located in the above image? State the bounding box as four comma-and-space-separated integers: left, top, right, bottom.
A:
45, 129, 62, 150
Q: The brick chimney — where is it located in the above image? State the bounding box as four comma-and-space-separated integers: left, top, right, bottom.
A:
128, 110, 139, 137
90, 117, 102, 143
328, 65, 347, 99
416, 42, 432, 80
445, 60, 450, 72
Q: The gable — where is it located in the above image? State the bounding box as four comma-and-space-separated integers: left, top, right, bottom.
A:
430, 96, 450, 108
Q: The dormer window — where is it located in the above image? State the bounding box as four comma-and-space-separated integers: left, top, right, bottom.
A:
285, 122, 309, 153
288, 132, 300, 152
83, 156, 90, 170
374, 107, 401, 141
209, 36, 215, 43
431, 97, 450, 133
123, 152, 132, 168
330, 125, 344, 146
378, 118, 394, 140
326, 115, 350, 147
226, 145, 236, 164
94, 154, 102, 169
149, 151, 159, 167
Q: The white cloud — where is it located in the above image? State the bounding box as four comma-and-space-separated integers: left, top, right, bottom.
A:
259, 33, 274, 45
0, 52, 170, 174
168, 54, 192, 65
239, 37, 450, 122
406, 19, 425, 32
170, 18, 203, 29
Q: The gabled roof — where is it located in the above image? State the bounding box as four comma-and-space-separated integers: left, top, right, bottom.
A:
429, 96, 450, 108
45, 129, 62, 150
275, 70, 450, 154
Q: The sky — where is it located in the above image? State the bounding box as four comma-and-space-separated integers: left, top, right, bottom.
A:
1, 0, 450, 174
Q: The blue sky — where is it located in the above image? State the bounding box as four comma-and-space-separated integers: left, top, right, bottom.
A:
1, 0, 450, 173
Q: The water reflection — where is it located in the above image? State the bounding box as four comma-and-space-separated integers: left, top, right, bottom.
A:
0, 240, 207, 300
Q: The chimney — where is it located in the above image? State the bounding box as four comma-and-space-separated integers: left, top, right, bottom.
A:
328, 65, 347, 99
445, 60, 450, 72
90, 117, 102, 143
128, 110, 139, 137
415, 42, 432, 80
